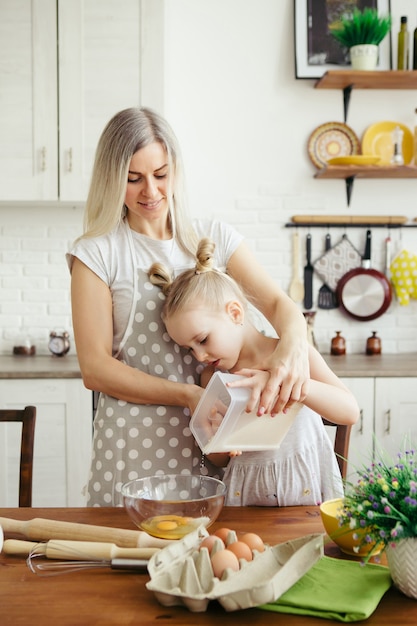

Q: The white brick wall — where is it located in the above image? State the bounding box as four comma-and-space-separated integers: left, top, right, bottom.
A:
0, 206, 83, 355
1, 195, 415, 357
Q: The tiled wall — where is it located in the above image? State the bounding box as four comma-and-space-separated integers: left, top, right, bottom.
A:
0, 206, 83, 355
0, 197, 416, 357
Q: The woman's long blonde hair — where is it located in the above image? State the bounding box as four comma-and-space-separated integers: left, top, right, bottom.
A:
78, 106, 198, 254
149, 238, 248, 320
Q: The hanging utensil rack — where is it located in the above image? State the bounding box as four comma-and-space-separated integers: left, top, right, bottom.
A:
285, 215, 417, 228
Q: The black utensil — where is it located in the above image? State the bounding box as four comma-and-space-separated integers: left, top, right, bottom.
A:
317, 234, 338, 310
303, 234, 314, 309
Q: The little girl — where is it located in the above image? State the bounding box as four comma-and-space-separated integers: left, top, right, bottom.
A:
149, 238, 359, 506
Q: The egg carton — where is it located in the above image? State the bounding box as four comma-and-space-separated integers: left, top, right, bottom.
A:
146, 526, 324, 612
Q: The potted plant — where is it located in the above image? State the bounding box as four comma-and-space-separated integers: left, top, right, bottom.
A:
330, 7, 392, 70
337, 446, 417, 599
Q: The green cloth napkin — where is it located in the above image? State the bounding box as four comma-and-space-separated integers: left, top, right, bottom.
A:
257, 556, 392, 622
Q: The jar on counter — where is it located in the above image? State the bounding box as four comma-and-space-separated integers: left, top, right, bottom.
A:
366, 331, 382, 355
331, 331, 346, 356
13, 333, 36, 356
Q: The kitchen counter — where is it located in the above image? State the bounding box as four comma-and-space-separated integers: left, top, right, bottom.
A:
0, 353, 415, 379
0, 355, 82, 378
323, 353, 417, 377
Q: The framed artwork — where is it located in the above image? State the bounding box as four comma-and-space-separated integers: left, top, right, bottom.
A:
294, 0, 392, 79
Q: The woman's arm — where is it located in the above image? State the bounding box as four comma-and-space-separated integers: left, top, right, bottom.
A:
71, 258, 203, 413
226, 240, 310, 414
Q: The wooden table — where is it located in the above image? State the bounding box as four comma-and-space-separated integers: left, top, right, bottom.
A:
0, 506, 416, 625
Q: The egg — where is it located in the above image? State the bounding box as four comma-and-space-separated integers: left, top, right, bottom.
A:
226, 540, 253, 562
210, 549, 240, 579
213, 527, 233, 543
240, 532, 265, 553
199, 535, 225, 554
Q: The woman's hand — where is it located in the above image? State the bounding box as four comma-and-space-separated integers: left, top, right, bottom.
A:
229, 338, 310, 416
258, 336, 310, 415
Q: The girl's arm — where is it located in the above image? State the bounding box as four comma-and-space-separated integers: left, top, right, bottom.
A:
304, 345, 360, 425
226, 241, 310, 415
71, 258, 203, 414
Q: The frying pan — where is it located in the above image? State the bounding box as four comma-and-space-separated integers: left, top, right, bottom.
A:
336, 230, 392, 321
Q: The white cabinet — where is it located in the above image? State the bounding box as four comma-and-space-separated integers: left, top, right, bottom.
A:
0, 379, 92, 507
340, 378, 374, 481
0, 0, 141, 202
374, 378, 417, 459
340, 376, 417, 480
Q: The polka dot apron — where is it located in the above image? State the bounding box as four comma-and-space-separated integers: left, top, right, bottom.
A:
86, 228, 221, 506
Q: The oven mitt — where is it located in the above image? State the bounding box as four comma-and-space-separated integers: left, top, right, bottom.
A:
313, 236, 362, 291
257, 556, 392, 622
389, 249, 417, 305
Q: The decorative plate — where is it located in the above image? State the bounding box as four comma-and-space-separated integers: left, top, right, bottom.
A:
362, 121, 414, 165
307, 122, 360, 169
327, 155, 381, 166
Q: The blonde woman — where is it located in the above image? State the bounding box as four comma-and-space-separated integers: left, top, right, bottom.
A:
68, 107, 311, 506
149, 238, 359, 506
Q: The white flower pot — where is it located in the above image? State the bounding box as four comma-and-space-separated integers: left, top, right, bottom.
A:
386, 538, 417, 599
350, 44, 378, 70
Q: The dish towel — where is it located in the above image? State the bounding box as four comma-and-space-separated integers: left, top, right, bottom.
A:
389, 249, 417, 305
313, 236, 362, 291
257, 556, 392, 622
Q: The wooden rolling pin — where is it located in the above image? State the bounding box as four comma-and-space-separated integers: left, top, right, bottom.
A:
3, 538, 158, 561
0, 517, 171, 549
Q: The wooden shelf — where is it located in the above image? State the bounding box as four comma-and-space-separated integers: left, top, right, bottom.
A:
314, 164, 417, 180
312, 71, 417, 204
315, 70, 417, 123
315, 70, 417, 91
314, 165, 417, 205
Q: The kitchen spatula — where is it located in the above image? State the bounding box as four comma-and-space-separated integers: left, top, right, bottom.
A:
303, 234, 313, 310
289, 231, 304, 303
317, 234, 338, 310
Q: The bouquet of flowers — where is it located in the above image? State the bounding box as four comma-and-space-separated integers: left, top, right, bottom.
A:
337, 447, 417, 560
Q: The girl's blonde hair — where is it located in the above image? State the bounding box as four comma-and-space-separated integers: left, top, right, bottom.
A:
78, 106, 198, 254
149, 238, 248, 320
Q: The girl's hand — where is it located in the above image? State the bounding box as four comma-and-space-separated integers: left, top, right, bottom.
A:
226, 369, 273, 415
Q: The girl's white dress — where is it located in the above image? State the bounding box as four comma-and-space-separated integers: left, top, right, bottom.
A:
222, 405, 344, 506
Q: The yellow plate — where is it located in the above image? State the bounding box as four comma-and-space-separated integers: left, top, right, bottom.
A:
362, 121, 413, 165
327, 155, 381, 165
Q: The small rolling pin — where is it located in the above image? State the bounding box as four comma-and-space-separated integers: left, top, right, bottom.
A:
3, 538, 159, 561
0, 517, 170, 548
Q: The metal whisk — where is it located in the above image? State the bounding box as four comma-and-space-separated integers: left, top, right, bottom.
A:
27, 549, 149, 576
3, 538, 157, 577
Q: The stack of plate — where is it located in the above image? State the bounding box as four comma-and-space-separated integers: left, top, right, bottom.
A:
307, 120, 413, 168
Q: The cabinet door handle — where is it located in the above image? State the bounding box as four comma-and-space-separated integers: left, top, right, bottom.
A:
67, 148, 73, 173
358, 409, 363, 434
385, 409, 391, 435
41, 147, 47, 172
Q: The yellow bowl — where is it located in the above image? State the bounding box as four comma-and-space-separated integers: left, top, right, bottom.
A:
320, 498, 382, 557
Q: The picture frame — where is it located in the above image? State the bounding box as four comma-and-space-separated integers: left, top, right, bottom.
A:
294, 0, 392, 79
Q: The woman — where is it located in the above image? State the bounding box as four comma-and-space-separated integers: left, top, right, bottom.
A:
67, 106, 310, 506
149, 238, 359, 506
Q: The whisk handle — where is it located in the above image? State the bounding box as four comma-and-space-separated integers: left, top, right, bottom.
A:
3, 538, 159, 560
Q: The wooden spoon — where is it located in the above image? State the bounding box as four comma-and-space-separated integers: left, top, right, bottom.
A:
289, 231, 304, 303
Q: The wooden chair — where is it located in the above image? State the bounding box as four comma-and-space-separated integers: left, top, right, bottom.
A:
0, 406, 36, 506
322, 418, 352, 480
